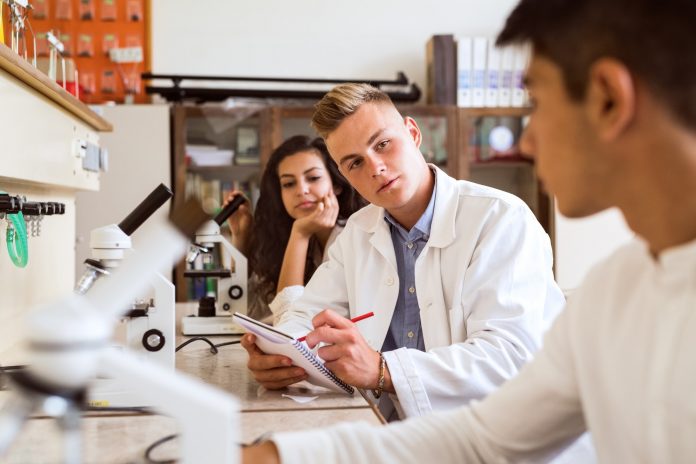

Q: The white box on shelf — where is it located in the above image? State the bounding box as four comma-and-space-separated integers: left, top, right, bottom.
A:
186, 145, 234, 167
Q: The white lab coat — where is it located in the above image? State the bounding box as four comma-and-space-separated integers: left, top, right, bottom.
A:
276, 166, 566, 418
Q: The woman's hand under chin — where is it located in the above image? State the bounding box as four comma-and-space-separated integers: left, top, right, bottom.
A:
292, 189, 339, 239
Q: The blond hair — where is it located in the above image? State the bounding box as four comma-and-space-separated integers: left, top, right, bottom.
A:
311, 83, 393, 139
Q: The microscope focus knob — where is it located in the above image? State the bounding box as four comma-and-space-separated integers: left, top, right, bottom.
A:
228, 285, 243, 300
142, 328, 166, 352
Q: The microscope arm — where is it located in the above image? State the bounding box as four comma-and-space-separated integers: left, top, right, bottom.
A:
0, 391, 35, 455
98, 349, 238, 463
85, 209, 189, 323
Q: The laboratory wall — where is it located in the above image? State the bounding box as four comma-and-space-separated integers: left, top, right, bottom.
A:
150, 0, 519, 94
75, 104, 172, 281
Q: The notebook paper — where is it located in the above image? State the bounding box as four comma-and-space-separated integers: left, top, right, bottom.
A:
232, 313, 354, 395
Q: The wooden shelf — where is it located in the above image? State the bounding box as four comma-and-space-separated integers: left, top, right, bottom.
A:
470, 160, 533, 168
0, 44, 112, 132
186, 164, 261, 180
459, 107, 532, 117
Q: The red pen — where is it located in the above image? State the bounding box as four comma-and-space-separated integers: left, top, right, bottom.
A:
296, 311, 375, 343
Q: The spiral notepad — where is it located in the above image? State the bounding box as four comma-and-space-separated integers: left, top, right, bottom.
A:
232, 313, 354, 395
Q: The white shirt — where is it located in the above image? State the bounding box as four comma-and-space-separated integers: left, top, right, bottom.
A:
272, 236, 696, 463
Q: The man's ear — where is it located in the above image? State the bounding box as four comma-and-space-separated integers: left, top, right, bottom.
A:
586, 58, 636, 141
405, 116, 422, 148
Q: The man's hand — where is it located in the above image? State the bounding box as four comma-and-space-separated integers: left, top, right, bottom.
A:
304, 310, 386, 390
241, 333, 308, 389
292, 190, 339, 239
242, 441, 280, 464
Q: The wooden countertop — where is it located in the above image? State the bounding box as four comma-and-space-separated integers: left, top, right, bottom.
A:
0, 43, 112, 132
0, 304, 384, 462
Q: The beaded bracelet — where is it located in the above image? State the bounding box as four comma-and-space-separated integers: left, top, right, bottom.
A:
372, 351, 386, 399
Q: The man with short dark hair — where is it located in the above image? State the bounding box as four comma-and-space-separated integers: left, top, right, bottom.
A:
243, 0, 696, 462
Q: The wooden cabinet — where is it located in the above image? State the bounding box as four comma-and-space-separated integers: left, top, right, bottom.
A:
457, 107, 552, 235
170, 103, 549, 301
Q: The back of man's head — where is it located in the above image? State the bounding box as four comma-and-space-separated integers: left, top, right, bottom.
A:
312, 83, 393, 139
497, 0, 696, 130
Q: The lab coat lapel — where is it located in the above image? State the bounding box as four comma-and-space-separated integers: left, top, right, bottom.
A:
418, 166, 460, 349
362, 208, 398, 351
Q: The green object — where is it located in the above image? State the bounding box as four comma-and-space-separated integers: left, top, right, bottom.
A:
6, 211, 28, 268
204, 261, 216, 296
1, 190, 29, 268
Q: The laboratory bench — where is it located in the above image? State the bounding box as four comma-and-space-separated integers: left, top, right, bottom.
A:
0, 303, 383, 463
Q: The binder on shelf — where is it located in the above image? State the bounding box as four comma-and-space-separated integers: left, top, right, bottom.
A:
485, 40, 501, 107
471, 37, 488, 107
233, 313, 355, 395
499, 47, 515, 107
426, 34, 457, 105
456, 36, 473, 107
512, 47, 529, 107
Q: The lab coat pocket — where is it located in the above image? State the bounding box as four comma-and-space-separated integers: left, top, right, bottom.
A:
447, 305, 467, 343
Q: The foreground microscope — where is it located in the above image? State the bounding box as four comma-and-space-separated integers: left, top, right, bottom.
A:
0, 199, 238, 464
182, 195, 248, 335
75, 184, 175, 407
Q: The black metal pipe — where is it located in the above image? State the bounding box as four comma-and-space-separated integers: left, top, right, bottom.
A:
118, 184, 173, 236
141, 71, 408, 86
21, 202, 42, 216
0, 194, 20, 214
145, 83, 421, 104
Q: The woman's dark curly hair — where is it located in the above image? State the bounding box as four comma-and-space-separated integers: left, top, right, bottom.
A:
249, 135, 365, 304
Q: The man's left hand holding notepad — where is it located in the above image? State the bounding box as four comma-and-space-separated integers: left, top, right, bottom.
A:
234, 312, 355, 394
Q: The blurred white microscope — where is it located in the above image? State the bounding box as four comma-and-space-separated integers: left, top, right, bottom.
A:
0, 199, 238, 464
182, 195, 248, 335
75, 184, 175, 407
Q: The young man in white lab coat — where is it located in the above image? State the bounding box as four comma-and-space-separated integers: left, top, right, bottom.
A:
240, 81, 577, 427
243, 0, 696, 462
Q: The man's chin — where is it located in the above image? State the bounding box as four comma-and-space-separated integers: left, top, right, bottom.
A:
557, 200, 609, 219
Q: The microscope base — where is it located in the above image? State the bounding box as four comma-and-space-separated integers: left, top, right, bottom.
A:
88, 377, 154, 408
181, 315, 245, 335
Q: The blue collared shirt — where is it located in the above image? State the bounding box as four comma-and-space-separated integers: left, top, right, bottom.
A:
380, 175, 437, 353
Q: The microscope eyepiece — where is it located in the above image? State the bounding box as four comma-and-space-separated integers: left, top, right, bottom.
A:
118, 184, 173, 236
213, 195, 245, 226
